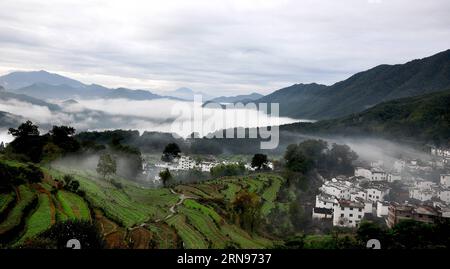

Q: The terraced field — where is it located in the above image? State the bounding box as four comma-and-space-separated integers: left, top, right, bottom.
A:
56, 190, 90, 220
16, 193, 54, 244
0, 192, 15, 216
0, 185, 37, 242
166, 214, 209, 249
2, 158, 284, 249
47, 168, 177, 227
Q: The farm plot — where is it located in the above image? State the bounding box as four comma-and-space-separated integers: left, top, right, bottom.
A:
17, 193, 54, 243
0, 185, 37, 236
166, 214, 208, 249
57, 190, 90, 220
178, 206, 228, 248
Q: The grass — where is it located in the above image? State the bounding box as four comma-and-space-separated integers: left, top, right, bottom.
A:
179, 206, 228, 248
47, 167, 177, 227
56, 190, 90, 220
17, 193, 53, 243
0, 192, 15, 214
0, 185, 36, 235
166, 214, 209, 249
261, 176, 283, 216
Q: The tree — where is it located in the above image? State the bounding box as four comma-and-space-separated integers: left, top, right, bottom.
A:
284, 144, 312, 173
159, 168, 172, 187
7, 121, 46, 162
231, 190, 261, 232
96, 153, 116, 180
161, 143, 181, 162
49, 125, 80, 153
8, 120, 40, 138
327, 143, 358, 175
62, 174, 80, 193
251, 153, 268, 170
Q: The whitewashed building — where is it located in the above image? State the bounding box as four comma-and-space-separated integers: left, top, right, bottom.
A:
387, 173, 401, 183
333, 200, 365, 228
376, 201, 389, 218
319, 180, 351, 200
365, 185, 390, 202
355, 167, 372, 179
439, 189, 450, 204
440, 174, 450, 188
409, 188, 436, 202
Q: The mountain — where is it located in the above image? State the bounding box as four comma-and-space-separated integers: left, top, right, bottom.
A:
1, 71, 182, 101
160, 87, 215, 101
258, 49, 450, 120
0, 90, 61, 111
206, 92, 263, 103
282, 88, 450, 146
0, 70, 85, 90
14, 82, 176, 101
0, 110, 24, 129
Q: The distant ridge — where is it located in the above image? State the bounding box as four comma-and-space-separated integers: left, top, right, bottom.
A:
255, 49, 450, 120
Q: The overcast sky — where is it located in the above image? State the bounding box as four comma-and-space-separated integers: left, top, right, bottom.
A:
0, 0, 449, 95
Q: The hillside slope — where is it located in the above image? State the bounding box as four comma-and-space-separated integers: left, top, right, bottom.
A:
282, 89, 450, 145
258, 49, 450, 120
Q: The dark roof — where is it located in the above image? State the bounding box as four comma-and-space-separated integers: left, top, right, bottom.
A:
313, 207, 333, 214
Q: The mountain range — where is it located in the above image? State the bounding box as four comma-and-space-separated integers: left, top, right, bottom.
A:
254, 49, 450, 120
0, 71, 185, 101
282, 88, 450, 145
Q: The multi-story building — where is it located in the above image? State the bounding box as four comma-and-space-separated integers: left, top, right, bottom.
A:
333, 200, 365, 228
438, 189, 450, 204
387, 203, 439, 228
319, 180, 351, 200
440, 174, 450, 188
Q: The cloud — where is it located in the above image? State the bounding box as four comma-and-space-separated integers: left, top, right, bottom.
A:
0, 97, 301, 137
0, 0, 449, 95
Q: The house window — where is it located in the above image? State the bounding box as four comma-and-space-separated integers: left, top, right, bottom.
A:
341, 214, 344, 217
349, 214, 353, 217
341, 207, 344, 210
350, 207, 353, 210
359, 208, 362, 212
349, 220, 353, 223
358, 215, 362, 219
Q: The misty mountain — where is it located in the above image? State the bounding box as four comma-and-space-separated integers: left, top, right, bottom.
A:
0, 70, 85, 90
0, 110, 24, 129
160, 87, 215, 101
11, 81, 183, 101
205, 92, 263, 104
1, 71, 184, 101
282, 88, 450, 146
0, 90, 61, 111
258, 49, 450, 120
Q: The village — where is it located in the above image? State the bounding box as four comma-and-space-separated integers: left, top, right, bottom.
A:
312, 146, 450, 228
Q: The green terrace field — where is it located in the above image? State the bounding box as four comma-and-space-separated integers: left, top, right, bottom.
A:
1, 154, 286, 248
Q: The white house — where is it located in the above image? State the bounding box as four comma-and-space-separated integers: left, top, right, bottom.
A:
354, 167, 387, 181
376, 201, 389, 218
354, 167, 372, 179
431, 147, 450, 158
315, 194, 338, 210
387, 173, 401, 183
439, 189, 450, 204
393, 160, 406, 173
365, 185, 389, 202
350, 189, 367, 201
319, 181, 351, 200
409, 188, 436, 202
440, 174, 450, 188
370, 167, 387, 181
333, 200, 365, 228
